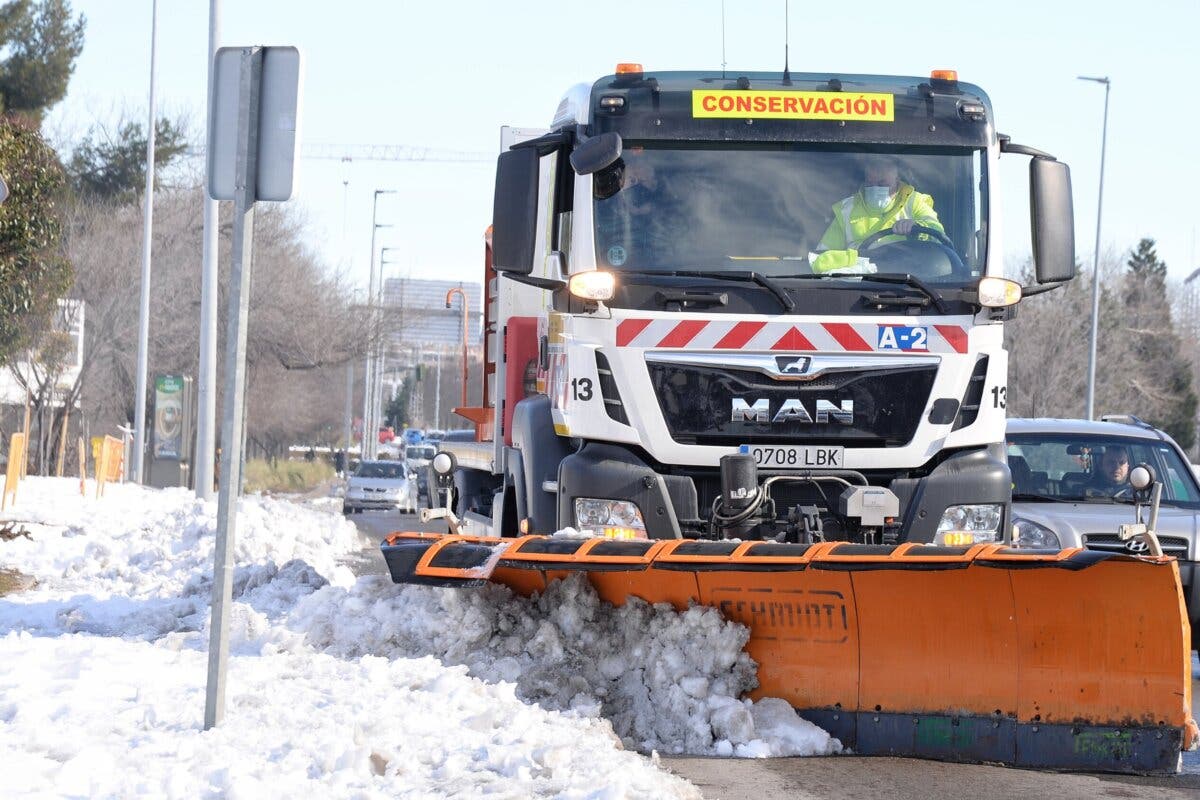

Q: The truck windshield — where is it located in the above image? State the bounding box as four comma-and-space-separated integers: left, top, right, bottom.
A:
593, 143, 986, 285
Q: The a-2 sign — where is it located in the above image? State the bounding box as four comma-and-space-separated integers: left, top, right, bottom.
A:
877, 325, 929, 351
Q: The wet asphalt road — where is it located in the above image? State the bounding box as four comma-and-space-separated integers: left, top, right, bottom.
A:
345, 508, 1200, 799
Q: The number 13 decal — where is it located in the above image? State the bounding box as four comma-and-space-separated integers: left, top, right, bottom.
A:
991, 386, 1007, 409
571, 377, 593, 401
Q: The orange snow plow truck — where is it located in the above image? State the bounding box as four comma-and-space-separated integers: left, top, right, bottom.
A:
383, 66, 1197, 773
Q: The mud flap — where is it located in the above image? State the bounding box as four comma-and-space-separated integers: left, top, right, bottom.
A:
381, 534, 1197, 774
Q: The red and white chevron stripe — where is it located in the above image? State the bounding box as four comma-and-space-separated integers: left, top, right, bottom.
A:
614, 317, 969, 354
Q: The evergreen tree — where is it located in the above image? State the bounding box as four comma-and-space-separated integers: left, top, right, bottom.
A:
0, 1, 86, 118
0, 115, 71, 361
67, 117, 189, 202
1121, 238, 1197, 449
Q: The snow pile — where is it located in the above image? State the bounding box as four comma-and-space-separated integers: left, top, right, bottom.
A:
0, 476, 837, 798
1, 636, 693, 799
292, 573, 838, 757
0, 478, 356, 644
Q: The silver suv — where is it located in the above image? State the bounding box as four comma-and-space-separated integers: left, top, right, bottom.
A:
1006, 417, 1200, 649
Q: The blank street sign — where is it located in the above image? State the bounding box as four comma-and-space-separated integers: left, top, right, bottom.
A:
207, 46, 303, 202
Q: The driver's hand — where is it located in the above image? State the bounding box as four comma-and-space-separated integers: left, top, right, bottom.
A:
892, 219, 915, 235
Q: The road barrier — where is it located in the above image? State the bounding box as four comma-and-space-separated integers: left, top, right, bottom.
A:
96, 435, 124, 498
3, 432, 26, 510
77, 436, 86, 496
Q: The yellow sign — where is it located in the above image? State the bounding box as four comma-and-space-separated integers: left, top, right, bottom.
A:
3, 432, 25, 510
692, 90, 894, 122
96, 435, 124, 498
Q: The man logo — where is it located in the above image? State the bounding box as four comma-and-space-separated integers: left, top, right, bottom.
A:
775, 356, 810, 375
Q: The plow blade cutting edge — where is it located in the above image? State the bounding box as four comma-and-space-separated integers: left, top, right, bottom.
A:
382, 533, 1198, 774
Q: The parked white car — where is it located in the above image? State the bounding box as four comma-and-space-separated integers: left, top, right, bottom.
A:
343, 460, 412, 514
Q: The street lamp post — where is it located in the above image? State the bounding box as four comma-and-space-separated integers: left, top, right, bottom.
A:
375, 247, 402, 433
132, 0, 159, 484
1080, 75, 1111, 421
445, 287, 469, 411
195, 0, 221, 499
361, 190, 394, 460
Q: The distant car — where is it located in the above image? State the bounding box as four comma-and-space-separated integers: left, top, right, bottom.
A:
424, 429, 446, 447
405, 444, 437, 503
402, 428, 423, 445
1006, 417, 1200, 649
441, 429, 475, 443
343, 459, 411, 515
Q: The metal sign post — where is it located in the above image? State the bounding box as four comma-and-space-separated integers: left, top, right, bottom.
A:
204, 44, 300, 730
205, 45, 262, 731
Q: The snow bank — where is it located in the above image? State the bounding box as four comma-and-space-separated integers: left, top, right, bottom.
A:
0, 476, 837, 798
291, 573, 838, 757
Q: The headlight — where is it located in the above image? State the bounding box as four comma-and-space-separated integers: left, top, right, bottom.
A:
407, 471, 418, 480
574, 497, 647, 539
1011, 517, 1060, 549
935, 503, 1004, 546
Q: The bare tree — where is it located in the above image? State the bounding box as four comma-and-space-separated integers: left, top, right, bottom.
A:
59, 187, 384, 471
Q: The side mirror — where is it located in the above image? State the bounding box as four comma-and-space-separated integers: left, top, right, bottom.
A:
570, 132, 622, 175
492, 148, 540, 275
1030, 158, 1075, 284
1129, 463, 1156, 492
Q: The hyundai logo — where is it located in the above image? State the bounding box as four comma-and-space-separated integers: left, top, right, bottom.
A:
775, 356, 810, 375
1124, 538, 1150, 554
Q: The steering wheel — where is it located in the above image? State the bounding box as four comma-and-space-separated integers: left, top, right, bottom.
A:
858, 224, 966, 274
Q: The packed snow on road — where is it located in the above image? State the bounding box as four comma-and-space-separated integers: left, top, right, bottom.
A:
0, 478, 838, 798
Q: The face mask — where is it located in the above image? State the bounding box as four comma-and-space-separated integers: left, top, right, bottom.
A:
863, 185, 893, 210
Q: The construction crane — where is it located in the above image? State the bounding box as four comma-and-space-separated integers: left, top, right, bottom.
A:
301, 143, 493, 164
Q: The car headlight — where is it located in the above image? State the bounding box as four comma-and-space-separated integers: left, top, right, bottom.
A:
935, 503, 1004, 546
1011, 517, 1060, 549
574, 497, 647, 539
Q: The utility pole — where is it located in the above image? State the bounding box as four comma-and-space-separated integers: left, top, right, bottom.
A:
434, 354, 442, 430
132, 0, 159, 484
376, 248, 401, 438
1080, 75, 1111, 421
361, 190, 393, 460
445, 287, 469, 411
196, 0, 221, 499
343, 360, 353, 454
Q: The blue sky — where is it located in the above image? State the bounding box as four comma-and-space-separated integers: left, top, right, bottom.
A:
48, 0, 1200, 289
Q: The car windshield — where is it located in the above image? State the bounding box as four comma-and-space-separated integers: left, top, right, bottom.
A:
406, 446, 436, 460
593, 143, 985, 284
354, 462, 404, 479
1007, 433, 1200, 507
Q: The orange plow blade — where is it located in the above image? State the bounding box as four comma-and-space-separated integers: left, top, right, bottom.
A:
382, 533, 1197, 774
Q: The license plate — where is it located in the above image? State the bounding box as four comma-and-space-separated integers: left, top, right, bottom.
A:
739, 445, 844, 469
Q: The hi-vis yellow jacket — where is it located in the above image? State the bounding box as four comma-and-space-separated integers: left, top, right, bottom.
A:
812, 183, 944, 272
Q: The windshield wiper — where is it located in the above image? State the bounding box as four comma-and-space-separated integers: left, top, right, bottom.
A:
847, 273, 950, 314
753, 271, 951, 314
619, 270, 796, 312
864, 292, 931, 311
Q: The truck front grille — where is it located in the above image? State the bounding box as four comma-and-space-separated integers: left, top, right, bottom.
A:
647, 362, 937, 447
